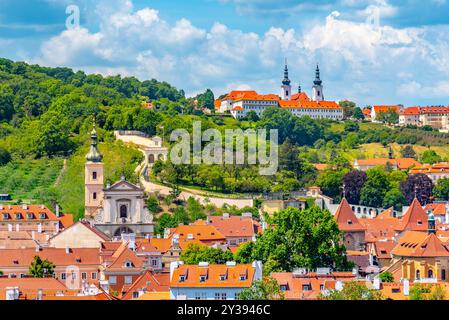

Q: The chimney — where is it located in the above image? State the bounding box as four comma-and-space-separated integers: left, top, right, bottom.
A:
65, 246, 70, 254
31, 231, 35, 240
403, 279, 410, 296
37, 289, 43, 301
35, 245, 40, 252
373, 278, 381, 290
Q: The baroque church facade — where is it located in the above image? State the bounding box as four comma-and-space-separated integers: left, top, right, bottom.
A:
84, 126, 154, 238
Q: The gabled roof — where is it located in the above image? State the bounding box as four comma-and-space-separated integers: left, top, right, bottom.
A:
395, 198, 428, 232
355, 158, 421, 170
105, 179, 143, 192
121, 270, 169, 300
334, 198, 366, 232
392, 231, 449, 257
205, 216, 259, 238
49, 220, 110, 242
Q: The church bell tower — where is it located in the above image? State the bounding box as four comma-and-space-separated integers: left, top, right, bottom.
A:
85, 123, 104, 217
280, 59, 292, 101
312, 64, 324, 102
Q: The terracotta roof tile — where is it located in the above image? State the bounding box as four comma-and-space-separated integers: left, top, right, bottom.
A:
334, 199, 366, 232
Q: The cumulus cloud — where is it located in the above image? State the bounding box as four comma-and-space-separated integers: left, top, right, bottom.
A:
31, 0, 449, 106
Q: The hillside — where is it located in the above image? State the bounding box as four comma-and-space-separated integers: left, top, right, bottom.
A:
1, 58, 449, 219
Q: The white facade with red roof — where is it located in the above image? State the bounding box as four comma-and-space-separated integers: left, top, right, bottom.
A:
399, 106, 449, 130
218, 63, 343, 120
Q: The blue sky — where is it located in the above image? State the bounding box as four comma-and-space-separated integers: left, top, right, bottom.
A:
1, 0, 449, 107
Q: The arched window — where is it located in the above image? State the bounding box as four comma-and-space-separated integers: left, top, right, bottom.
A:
148, 154, 155, 164
416, 270, 421, 280
442, 269, 446, 281
428, 269, 434, 279
120, 205, 128, 219
93, 192, 97, 200
92, 172, 97, 180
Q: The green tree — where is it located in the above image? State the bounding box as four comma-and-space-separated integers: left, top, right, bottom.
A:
196, 89, 215, 111
238, 277, 285, 300
235, 207, 354, 275
360, 168, 390, 208
409, 284, 431, 300
434, 178, 449, 201
339, 100, 357, 119
352, 107, 365, 120
377, 110, 399, 125
29, 255, 55, 278
421, 150, 442, 164
245, 111, 260, 123
382, 188, 407, 211
379, 272, 394, 283
0, 146, 11, 166
320, 282, 384, 300
400, 145, 417, 159
180, 243, 234, 264
429, 285, 446, 300
317, 169, 347, 201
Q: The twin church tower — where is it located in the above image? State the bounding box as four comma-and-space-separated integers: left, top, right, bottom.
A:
280, 60, 324, 102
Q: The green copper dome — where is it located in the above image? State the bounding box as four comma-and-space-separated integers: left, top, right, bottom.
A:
86, 127, 103, 162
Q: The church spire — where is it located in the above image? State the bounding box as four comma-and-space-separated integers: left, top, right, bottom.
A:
282, 58, 291, 86
86, 119, 103, 163
314, 64, 322, 85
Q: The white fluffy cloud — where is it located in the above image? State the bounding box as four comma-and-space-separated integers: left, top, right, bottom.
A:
33, 0, 449, 106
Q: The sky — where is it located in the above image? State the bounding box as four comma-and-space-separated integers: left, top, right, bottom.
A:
1, 0, 449, 107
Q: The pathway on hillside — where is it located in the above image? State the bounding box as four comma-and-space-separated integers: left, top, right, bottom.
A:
123, 134, 253, 209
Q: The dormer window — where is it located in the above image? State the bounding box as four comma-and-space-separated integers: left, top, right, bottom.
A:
179, 275, 186, 282
220, 275, 227, 281
239, 275, 246, 281
200, 275, 207, 283
2, 213, 9, 220
347, 220, 353, 225
27, 213, 34, 220
15, 213, 21, 220
39, 213, 46, 220
124, 261, 133, 268
417, 220, 422, 225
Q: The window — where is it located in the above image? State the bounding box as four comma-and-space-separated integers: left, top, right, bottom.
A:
179, 275, 186, 282
220, 275, 226, 281
93, 193, 97, 200
124, 261, 133, 268
120, 205, 128, 219
39, 213, 46, 220
151, 259, 158, 267
215, 292, 221, 300
125, 276, 133, 285
428, 269, 434, 279
71, 272, 76, 280
221, 293, 227, 300
27, 213, 33, 220
20, 274, 25, 278
61, 273, 66, 280
81, 272, 87, 280
320, 284, 325, 291
15, 214, 21, 220
442, 269, 446, 281
91, 272, 97, 280
302, 284, 312, 291
109, 276, 117, 285
239, 275, 246, 281
280, 285, 288, 291
195, 292, 202, 300
133, 292, 139, 299
416, 270, 421, 280
92, 172, 97, 180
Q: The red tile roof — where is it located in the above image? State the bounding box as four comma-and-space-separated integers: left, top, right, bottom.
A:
171, 263, 257, 288
392, 231, 449, 257
121, 270, 169, 300
395, 198, 428, 232
206, 216, 259, 238
334, 198, 366, 232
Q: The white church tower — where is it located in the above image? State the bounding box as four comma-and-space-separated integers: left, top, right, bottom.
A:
280, 59, 292, 101
312, 64, 324, 102
85, 124, 104, 217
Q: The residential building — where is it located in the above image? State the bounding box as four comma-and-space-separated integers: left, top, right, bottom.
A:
261, 199, 307, 216
353, 158, 421, 171
0, 204, 73, 235
205, 213, 261, 246
399, 106, 449, 130
425, 202, 449, 224
49, 220, 110, 249
410, 162, 449, 184
271, 269, 356, 300
169, 261, 262, 300
121, 270, 169, 300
